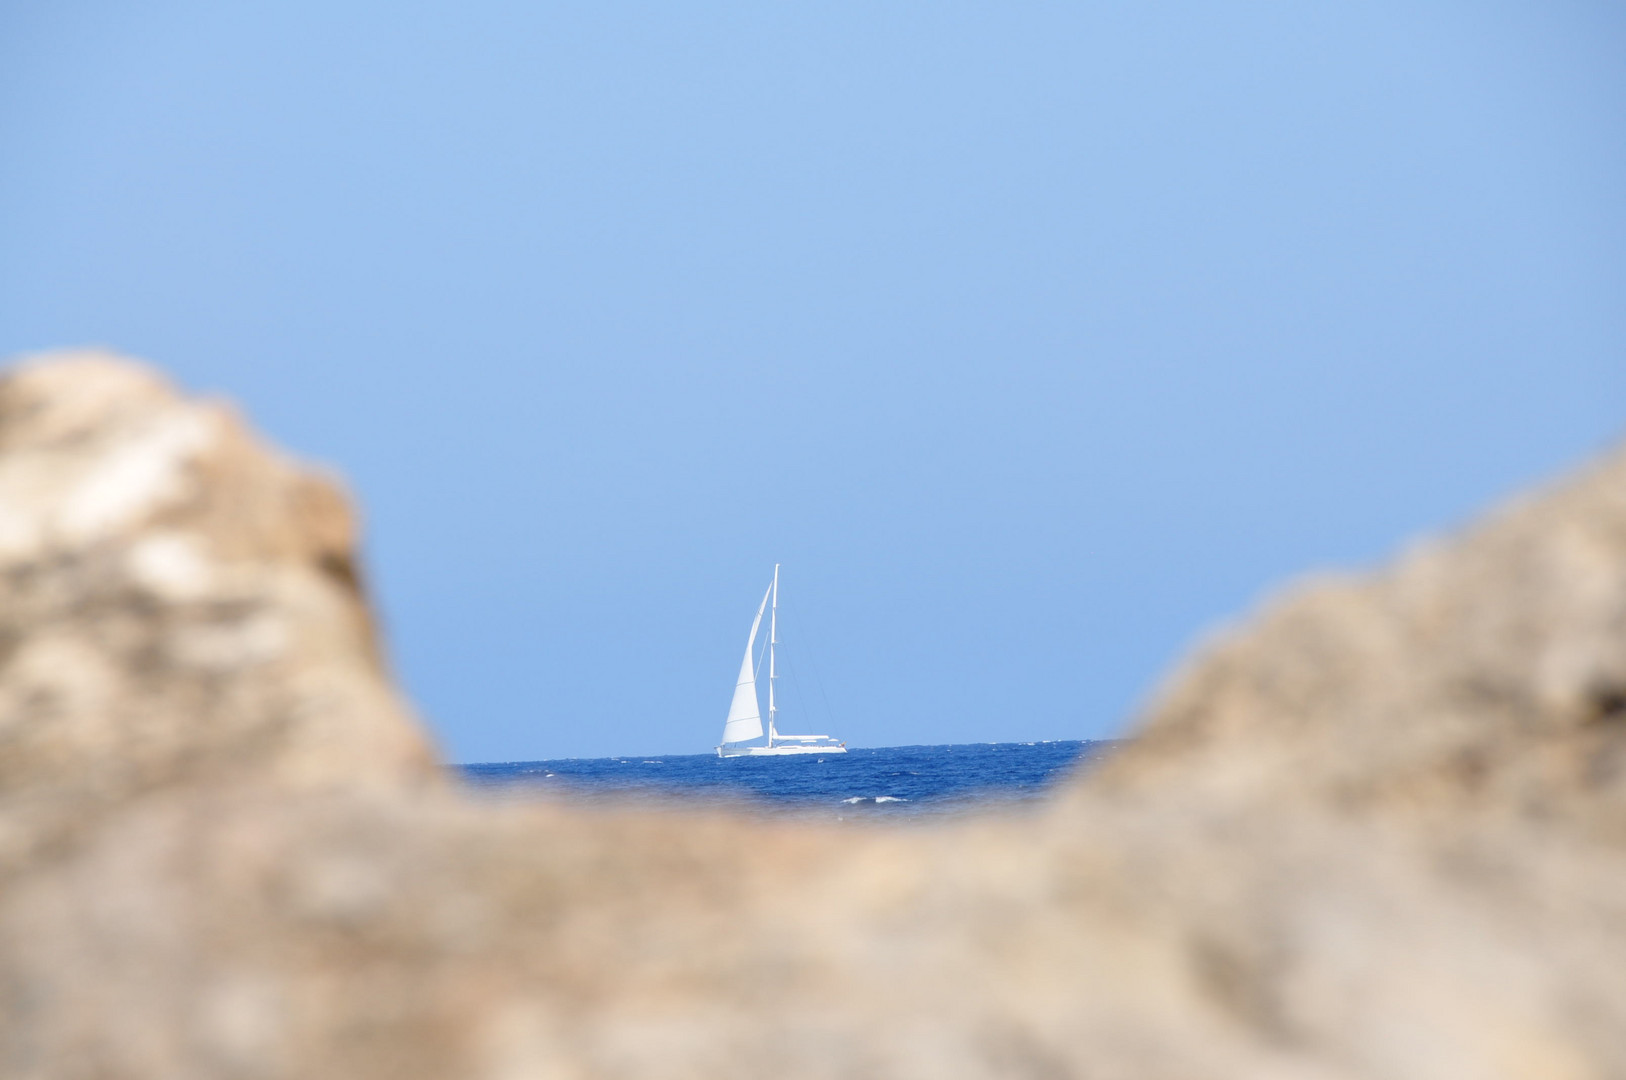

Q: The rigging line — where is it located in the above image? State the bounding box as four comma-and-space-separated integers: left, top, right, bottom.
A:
808, 644, 836, 737
781, 593, 838, 735
783, 634, 809, 731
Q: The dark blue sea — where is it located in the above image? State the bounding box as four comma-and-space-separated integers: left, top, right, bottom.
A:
459, 740, 1114, 819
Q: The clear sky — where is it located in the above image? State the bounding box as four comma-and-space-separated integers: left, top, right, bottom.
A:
2, 2, 1623, 761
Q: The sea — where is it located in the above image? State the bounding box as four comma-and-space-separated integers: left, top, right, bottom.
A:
459, 740, 1114, 819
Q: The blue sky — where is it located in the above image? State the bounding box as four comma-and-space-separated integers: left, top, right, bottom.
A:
2, 2, 1623, 760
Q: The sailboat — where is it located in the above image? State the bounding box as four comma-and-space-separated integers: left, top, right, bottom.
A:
717, 565, 847, 757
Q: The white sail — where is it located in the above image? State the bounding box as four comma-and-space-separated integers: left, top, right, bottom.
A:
719, 585, 771, 745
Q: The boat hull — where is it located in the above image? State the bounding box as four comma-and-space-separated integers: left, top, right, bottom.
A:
717, 743, 848, 757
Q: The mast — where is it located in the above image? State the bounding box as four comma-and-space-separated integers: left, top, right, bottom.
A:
767, 563, 779, 747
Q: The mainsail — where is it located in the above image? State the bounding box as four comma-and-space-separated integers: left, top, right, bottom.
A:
719, 584, 772, 745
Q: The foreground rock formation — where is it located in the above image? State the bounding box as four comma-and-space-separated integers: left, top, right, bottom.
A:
1, 350, 1623, 1079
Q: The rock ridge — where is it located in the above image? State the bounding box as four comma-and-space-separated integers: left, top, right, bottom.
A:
0, 350, 1622, 1079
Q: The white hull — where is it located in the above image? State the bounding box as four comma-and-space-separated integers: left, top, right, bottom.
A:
718, 743, 848, 757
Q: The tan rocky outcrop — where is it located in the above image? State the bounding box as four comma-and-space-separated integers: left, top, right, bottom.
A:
0, 353, 437, 882
0, 350, 1622, 1079
1104, 445, 1626, 835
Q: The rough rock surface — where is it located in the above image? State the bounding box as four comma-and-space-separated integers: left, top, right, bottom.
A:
1, 350, 1623, 1079
0, 354, 437, 877
1108, 444, 1626, 831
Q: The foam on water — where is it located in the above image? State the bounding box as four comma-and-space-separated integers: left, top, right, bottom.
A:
460, 741, 1115, 818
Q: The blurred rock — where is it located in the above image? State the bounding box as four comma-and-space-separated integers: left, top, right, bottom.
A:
0, 352, 438, 875
0, 350, 1622, 1079
1105, 445, 1626, 838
